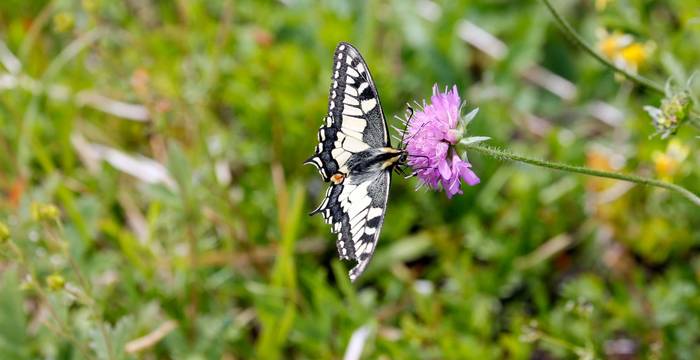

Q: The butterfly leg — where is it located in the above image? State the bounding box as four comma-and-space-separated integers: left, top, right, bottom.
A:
394, 165, 418, 179
403, 171, 418, 179
394, 166, 406, 176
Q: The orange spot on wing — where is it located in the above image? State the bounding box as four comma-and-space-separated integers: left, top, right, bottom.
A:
331, 173, 345, 184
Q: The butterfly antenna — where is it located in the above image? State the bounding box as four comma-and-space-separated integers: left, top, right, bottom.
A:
405, 164, 433, 171
398, 106, 414, 149
401, 121, 430, 148
406, 153, 431, 161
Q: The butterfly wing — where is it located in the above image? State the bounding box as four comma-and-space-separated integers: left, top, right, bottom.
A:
306, 42, 395, 282
305, 42, 390, 181
313, 171, 390, 282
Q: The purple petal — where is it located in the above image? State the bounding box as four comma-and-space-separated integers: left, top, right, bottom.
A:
443, 174, 462, 199
435, 142, 448, 160
451, 154, 480, 186
438, 159, 451, 180
460, 167, 480, 186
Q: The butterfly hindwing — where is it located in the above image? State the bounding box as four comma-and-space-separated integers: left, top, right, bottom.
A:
305, 42, 390, 181
344, 171, 390, 281
313, 171, 391, 282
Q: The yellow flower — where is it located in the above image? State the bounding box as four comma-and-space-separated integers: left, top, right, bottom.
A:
597, 29, 653, 73
620, 43, 648, 69
598, 32, 628, 58
31, 203, 61, 222
652, 139, 689, 180
46, 274, 66, 291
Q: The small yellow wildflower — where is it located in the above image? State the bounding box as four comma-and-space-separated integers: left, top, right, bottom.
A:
620, 43, 648, 69
652, 139, 689, 181
597, 29, 654, 73
598, 32, 630, 59
46, 274, 66, 291
31, 203, 61, 222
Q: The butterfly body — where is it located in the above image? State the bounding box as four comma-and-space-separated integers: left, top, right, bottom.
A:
305, 42, 402, 282
344, 147, 404, 175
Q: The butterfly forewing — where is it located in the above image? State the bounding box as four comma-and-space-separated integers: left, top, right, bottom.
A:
305, 42, 390, 180
306, 42, 394, 282
329, 43, 389, 148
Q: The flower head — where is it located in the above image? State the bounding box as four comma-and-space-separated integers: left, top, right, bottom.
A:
597, 29, 654, 74
46, 274, 66, 291
644, 91, 691, 139
31, 202, 61, 222
403, 85, 481, 198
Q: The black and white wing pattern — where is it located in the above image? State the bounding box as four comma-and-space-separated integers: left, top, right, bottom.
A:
313, 172, 391, 282
305, 42, 389, 180
305, 42, 393, 282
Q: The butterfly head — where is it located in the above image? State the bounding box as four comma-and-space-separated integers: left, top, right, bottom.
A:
376, 147, 406, 170
398, 149, 409, 165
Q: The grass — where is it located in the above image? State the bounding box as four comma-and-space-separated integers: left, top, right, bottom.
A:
1, 0, 699, 358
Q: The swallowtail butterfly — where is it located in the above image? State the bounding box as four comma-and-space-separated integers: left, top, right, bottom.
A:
305, 42, 406, 282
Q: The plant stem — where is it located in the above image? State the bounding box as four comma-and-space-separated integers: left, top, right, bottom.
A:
539, 0, 665, 94
50, 222, 116, 360
8, 241, 96, 360
465, 143, 700, 207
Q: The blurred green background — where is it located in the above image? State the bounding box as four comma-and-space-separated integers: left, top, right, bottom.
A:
1, 0, 699, 359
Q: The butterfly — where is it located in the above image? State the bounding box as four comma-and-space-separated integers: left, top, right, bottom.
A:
305, 42, 408, 282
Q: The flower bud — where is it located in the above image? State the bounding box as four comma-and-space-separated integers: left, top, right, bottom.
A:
46, 274, 66, 291
644, 91, 692, 139
661, 91, 690, 124
31, 203, 61, 222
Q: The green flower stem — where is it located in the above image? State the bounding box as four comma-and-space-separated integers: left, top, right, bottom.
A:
465, 143, 700, 207
539, 0, 665, 94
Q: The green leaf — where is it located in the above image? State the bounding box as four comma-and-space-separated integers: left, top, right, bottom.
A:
0, 268, 29, 359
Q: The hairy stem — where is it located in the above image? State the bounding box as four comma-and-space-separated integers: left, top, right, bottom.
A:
465, 143, 700, 207
539, 0, 665, 94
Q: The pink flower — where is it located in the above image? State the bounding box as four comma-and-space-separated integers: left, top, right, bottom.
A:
404, 85, 480, 198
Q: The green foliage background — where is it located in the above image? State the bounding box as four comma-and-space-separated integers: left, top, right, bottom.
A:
1, 0, 699, 358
